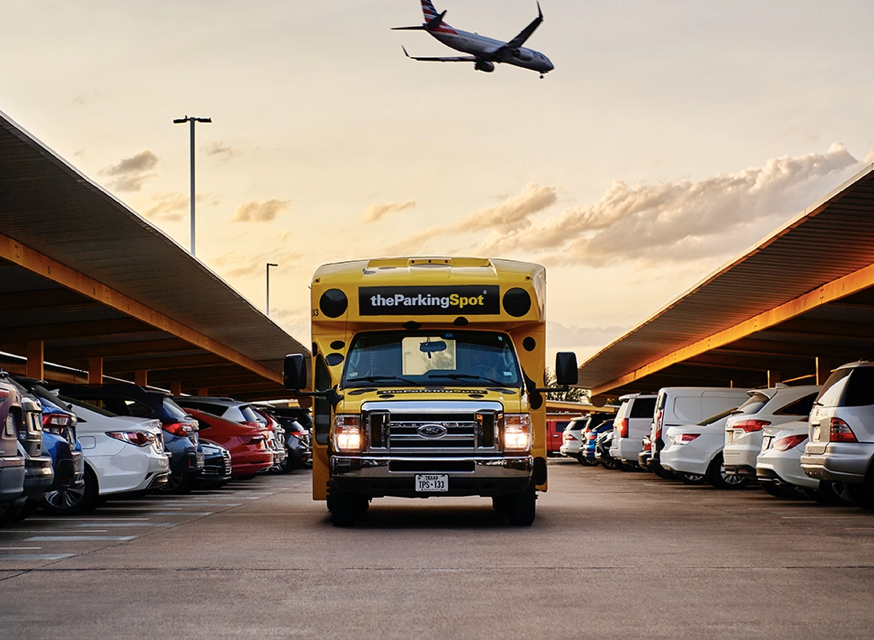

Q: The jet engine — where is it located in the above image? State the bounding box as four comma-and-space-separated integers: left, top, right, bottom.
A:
474, 60, 495, 73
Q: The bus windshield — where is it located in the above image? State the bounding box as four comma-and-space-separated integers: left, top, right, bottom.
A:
341, 330, 522, 389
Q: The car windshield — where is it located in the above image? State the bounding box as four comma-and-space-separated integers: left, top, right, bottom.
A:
341, 330, 522, 389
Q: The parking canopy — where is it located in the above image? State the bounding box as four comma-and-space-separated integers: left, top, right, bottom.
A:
579, 163, 874, 399
0, 109, 308, 400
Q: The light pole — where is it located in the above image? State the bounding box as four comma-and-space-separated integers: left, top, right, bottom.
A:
173, 115, 211, 256
266, 262, 278, 316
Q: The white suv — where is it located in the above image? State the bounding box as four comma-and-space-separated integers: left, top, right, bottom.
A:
609, 393, 657, 469
723, 385, 820, 479
802, 362, 874, 510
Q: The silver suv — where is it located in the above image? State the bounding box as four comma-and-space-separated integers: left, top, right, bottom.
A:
801, 362, 874, 510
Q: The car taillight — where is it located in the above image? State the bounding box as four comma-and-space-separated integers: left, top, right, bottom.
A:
244, 436, 265, 446
107, 431, 153, 447
642, 440, 651, 452
163, 422, 193, 437
733, 419, 770, 433
563, 432, 577, 442
829, 418, 858, 443
42, 413, 71, 435
672, 433, 700, 445
773, 434, 808, 451
619, 418, 629, 438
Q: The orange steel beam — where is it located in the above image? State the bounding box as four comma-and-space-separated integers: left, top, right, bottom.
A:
0, 233, 282, 385
591, 262, 874, 396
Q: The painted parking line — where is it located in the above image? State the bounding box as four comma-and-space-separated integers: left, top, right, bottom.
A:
76, 523, 176, 528
25, 536, 137, 542
0, 554, 74, 561
0, 546, 42, 550
1, 530, 109, 534
151, 512, 213, 516
157, 502, 242, 507
26, 517, 151, 522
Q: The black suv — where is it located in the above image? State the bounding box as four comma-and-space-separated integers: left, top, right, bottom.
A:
58, 384, 203, 493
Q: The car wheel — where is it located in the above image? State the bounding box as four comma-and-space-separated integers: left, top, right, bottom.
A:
507, 486, 537, 526
846, 478, 874, 510
759, 480, 787, 498
42, 467, 100, 516
160, 470, 196, 495
706, 454, 749, 490
581, 456, 600, 467
492, 494, 511, 512
600, 456, 618, 470
681, 473, 707, 485
15, 499, 41, 522
0, 500, 24, 528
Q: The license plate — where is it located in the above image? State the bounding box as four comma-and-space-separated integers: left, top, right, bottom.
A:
415, 474, 448, 492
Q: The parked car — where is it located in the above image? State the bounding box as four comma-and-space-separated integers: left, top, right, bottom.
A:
196, 441, 233, 488
15, 393, 54, 520
265, 406, 312, 469
174, 396, 286, 472
546, 417, 573, 456
59, 384, 202, 493
252, 408, 290, 472
723, 384, 821, 480
802, 362, 874, 510
595, 429, 618, 470
650, 387, 750, 477
609, 393, 657, 469
183, 408, 274, 479
582, 416, 615, 466
41, 395, 171, 514
659, 407, 743, 489
0, 379, 27, 526
559, 416, 586, 461
756, 418, 820, 499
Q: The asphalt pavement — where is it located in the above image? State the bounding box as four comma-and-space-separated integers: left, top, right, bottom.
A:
2, 459, 873, 639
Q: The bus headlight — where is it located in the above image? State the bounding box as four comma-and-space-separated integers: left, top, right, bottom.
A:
503, 414, 531, 452
333, 414, 362, 453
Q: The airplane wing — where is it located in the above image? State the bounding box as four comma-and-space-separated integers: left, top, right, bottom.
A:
504, 2, 544, 50
402, 47, 475, 62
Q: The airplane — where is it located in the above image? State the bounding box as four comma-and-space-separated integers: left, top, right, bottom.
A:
393, 1, 554, 78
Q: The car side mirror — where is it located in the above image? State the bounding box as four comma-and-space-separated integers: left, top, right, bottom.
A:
284, 354, 307, 390
555, 352, 578, 387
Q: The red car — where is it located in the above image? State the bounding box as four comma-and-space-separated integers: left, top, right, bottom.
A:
184, 409, 273, 478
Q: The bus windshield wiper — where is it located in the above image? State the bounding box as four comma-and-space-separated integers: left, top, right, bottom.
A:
426, 373, 507, 387
346, 375, 418, 386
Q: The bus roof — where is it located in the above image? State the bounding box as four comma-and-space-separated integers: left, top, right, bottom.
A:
311, 257, 546, 325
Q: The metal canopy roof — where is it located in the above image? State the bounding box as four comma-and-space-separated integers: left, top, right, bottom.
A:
579, 163, 874, 398
0, 109, 308, 400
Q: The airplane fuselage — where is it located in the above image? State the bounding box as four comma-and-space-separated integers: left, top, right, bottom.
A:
431, 28, 554, 74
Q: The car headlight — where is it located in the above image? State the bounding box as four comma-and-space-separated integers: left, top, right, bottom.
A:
503, 413, 531, 452
333, 414, 362, 453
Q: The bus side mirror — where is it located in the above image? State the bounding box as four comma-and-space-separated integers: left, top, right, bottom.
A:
555, 352, 578, 387
284, 354, 307, 390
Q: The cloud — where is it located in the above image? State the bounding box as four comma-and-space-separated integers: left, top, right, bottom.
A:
230, 199, 291, 223
101, 149, 159, 192
204, 141, 240, 162
362, 200, 415, 223
473, 143, 858, 266
141, 192, 191, 222
387, 183, 557, 253
214, 249, 303, 278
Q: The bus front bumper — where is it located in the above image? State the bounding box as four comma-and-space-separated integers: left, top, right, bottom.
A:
330, 455, 534, 498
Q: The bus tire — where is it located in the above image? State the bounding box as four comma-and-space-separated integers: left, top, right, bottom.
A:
507, 486, 536, 526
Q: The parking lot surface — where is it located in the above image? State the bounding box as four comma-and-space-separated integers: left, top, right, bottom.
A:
2, 459, 873, 639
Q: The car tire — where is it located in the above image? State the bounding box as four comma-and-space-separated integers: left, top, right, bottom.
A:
507, 486, 536, 526
160, 470, 196, 495
580, 455, 600, 467
492, 494, 511, 512
807, 481, 853, 505
600, 456, 618, 470
42, 467, 100, 516
846, 478, 874, 510
0, 500, 24, 528
706, 454, 749, 490
759, 480, 787, 498
681, 473, 707, 485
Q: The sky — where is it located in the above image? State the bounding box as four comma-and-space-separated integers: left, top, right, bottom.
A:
2, 0, 873, 364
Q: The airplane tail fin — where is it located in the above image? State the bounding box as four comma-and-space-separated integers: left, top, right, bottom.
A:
421, 0, 441, 22
392, 1, 455, 34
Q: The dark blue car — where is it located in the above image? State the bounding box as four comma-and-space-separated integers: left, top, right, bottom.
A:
57, 384, 203, 493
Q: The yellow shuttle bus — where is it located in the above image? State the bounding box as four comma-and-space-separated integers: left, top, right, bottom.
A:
283, 257, 577, 526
